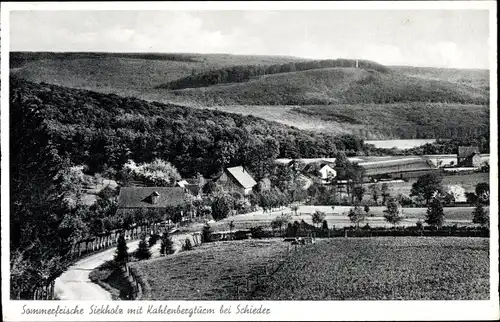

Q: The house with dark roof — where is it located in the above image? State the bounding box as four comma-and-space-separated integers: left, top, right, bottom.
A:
215, 166, 257, 195
116, 187, 191, 219
457, 146, 481, 167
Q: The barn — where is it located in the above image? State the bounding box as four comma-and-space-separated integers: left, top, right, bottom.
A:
116, 187, 192, 221
359, 157, 442, 180
215, 166, 257, 196
457, 146, 481, 167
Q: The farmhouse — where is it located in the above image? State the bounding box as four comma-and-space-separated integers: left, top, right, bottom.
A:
457, 146, 481, 167
215, 166, 257, 195
303, 162, 337, 184
116, 187, 191, 219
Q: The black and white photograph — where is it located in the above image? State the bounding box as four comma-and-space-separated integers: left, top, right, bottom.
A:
1, 1, 498, 321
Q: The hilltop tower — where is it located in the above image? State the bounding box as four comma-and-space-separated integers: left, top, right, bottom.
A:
355, 59, 359, 68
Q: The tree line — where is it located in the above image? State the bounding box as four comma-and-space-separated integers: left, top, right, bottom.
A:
158, 59, 390, 90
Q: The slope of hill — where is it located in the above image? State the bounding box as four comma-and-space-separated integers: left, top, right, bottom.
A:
168, 67, 488, 106
158, 59, 391, 90
10, 52, 490, 140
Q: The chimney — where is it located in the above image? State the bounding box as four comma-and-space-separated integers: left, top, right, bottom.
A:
151, 191, 160, 204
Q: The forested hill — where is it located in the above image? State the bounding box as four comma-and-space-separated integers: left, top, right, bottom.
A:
11, 77, 368, 180
157, 59, 391, 90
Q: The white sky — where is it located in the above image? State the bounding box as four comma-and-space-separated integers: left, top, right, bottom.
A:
9, 10, 490, 69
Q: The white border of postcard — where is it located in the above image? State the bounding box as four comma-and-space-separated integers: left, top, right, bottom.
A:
1, 1, 498, 321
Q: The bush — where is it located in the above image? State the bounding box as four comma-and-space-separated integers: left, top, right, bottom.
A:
182, 238, 193, 251
148, 233, 160, 247
160, 231, 175, 256
202, 223, 212, 243
250, 226, 264, 239
135, 235, 152, 260
114, 234, 129, 264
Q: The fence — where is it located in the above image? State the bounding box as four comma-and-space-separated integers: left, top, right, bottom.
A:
33, 221, 167, 300
33, 280, 56, 300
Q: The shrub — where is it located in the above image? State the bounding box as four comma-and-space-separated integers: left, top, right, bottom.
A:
135, 235, 152, 260
160, 231, 175, 256
472, 202, 489, 227
202, 223, 212, 243
182, 238, 193, 251
114, 234, 129, 264
148, 233, 160, 247
322, 220, 329, 231
250, 226, 264, 239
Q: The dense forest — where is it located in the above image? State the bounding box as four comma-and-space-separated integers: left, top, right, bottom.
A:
10, 77, 372, 180
158, 59, 390, 90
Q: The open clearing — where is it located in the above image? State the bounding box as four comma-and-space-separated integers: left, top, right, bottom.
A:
130, 239, 288, 300
251, 237, 489, 300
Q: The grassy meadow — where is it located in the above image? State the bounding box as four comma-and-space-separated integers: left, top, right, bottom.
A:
129, 239, 288, 300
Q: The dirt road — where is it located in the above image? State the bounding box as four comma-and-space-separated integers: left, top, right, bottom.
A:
54, 233, 193, 300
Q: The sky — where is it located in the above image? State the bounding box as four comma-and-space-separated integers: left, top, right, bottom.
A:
9, 10, 490, 69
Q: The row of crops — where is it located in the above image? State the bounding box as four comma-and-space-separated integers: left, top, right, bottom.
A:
250, 237, 489, 300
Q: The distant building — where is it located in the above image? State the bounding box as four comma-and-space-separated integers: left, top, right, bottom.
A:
303, 162, 337, 184
116, 187, 191, 218
359, 158, 441, 180
319, 164, 337, 183
215, 166, 257, 196
457, 146, 481, 167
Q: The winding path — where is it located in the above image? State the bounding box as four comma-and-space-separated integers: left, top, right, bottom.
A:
54, 240, 141, 300
54, 232, 194, 300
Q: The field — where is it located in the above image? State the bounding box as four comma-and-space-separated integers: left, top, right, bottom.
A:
365, 139, 436, 149
130, 239, 288, 300
251, 237, 489, 300
131, 237, 489, 300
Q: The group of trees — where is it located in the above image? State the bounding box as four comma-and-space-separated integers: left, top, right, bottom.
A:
114, 229, 177, 266
159, 59, 389, 90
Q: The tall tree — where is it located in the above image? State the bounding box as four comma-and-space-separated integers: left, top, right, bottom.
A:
383, 199, 403, 227
472, 202, 489, 227
411, 173, 443, 205
312, 211, 326, 228
425, 197, 445, 229
347, 206, 365, 228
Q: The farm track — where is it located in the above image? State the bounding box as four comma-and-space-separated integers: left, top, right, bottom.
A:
54, 233, 192, 300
